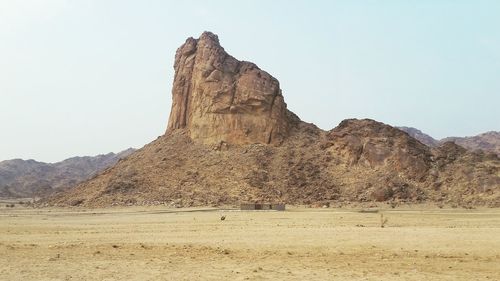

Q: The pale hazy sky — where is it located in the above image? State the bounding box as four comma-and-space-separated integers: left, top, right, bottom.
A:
1, 0, 499, 162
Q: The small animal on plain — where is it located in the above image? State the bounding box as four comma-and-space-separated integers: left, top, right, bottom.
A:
220, 215, 226, 221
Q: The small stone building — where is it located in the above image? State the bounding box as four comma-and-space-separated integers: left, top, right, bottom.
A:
240, 203, 285, 211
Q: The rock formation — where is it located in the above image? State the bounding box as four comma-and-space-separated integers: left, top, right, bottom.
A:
167, 32, 290, 145
329, 120, 431, 180
44, 32, 500, 208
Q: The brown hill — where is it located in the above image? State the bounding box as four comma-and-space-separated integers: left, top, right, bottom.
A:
46, 32, 500, 207
0, 148, 135, 198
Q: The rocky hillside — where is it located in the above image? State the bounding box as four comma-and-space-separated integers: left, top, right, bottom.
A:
0, 148, 135, 198
398, 127, 500, 156
46, 32, 500, 207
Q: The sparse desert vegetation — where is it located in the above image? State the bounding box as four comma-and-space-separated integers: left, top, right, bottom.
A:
1, 204, 499, 280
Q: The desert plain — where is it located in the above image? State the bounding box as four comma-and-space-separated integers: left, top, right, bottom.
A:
1, 202, 499, 281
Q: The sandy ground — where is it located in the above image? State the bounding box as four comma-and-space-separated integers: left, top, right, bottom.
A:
1, 204, 500, 281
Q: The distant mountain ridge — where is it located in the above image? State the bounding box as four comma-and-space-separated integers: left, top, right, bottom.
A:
397, 127, 500, 156
0, 148, 135, 198
441, 131, 500, 156
396, 127, 439, 147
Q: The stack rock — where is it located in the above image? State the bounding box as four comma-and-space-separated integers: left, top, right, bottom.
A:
167, 32, 290, 145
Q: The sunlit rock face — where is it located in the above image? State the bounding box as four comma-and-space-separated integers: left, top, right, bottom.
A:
167, 31, 290, 145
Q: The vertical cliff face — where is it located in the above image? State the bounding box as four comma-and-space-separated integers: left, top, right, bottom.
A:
167, 32, 290, 145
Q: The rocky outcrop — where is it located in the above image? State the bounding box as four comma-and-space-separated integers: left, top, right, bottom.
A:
329, 119, 432, 181
167, 32, 290, 145
43, 32, 500, 208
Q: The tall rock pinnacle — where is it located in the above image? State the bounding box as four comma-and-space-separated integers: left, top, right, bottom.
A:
167, 31, 290, 145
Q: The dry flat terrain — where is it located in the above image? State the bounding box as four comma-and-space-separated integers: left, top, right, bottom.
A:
1, 205, 500, 281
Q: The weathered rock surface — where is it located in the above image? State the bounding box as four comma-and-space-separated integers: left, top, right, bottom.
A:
167, 32, 291, 145
44, 32, 500, 208
329, 120, 432, 180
